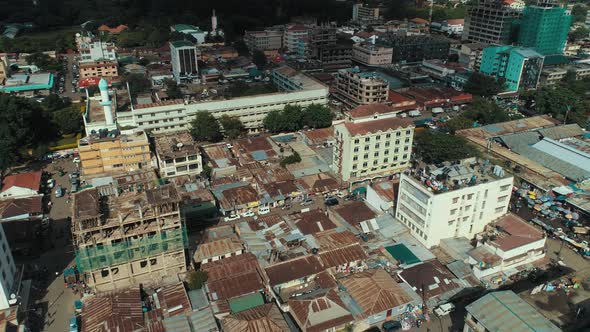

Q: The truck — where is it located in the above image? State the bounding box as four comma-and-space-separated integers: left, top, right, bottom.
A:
434, 303, 455, 316
408, 110, 421, 117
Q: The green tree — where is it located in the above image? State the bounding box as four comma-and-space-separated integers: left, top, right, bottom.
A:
219, 115, 245, 139
190, 111, 223, 142
25, 52, 61, 71
164, 78, 182, 99
415, 131, 480, 164
234, 40, 249, 56
280, 151, 302, 167
138, 57, 151, 66
464, 73, 504, 97
445, 116, 473, 134
147, 28, 168, 47
42, 94, 69, 112
52, 106, 83, 134
462, 98, 510, 125
263, 105, 304, 133
302, 104, 333, 128
263, 110, 284, 133
572, 4, 588, 23
252, 50, 268, 69
186, 270, 208, 290
124, 73, 152, 97
0, 95, 53, 173
569, 27, 590, 42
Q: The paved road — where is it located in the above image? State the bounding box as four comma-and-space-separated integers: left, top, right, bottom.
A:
61, 53, 83, 100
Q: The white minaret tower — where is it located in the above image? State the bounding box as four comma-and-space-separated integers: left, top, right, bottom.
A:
211, 9, 218, 34
98, 78, 114, 125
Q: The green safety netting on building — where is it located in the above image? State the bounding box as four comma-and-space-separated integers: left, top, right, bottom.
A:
75, 227, 188, 272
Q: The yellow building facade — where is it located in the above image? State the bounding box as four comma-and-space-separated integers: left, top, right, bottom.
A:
78, 131, 151, 177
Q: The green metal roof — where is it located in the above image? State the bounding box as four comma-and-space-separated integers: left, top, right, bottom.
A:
466, 291, 561, 332
385, 244, 421, 265
170, 40, 194, 48
174, 24, 203, 33
228, 292, 264, 313
0, 73, 54, 92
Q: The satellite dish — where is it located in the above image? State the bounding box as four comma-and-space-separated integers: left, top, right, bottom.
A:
176, 142, 184, 148
10, 293, 15, 299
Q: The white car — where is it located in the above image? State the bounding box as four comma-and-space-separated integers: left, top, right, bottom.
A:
224, 214, 240, 222
258, 206, 270, 215
73, 157, 80, 163
241, 211, 255, 218
46, 179, 55, 189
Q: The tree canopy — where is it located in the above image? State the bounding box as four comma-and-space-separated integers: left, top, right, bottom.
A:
252, 50, 268, 69
124, 74, 152, 97
25, 52, 62, 71
263, 104, 333, 133
0, 95, 54, 172
572, 4, 588, 23
190, 111, 223, 142
52, 106, 83, 135
186, 271, 208, 290
569, 27, 590, 42
463, 73, 504, 98
415, 131, 480, 164
164, 79, 182, 99
219, 115, 245, 140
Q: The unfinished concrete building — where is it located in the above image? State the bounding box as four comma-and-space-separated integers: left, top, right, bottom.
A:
71, 184, 188, 292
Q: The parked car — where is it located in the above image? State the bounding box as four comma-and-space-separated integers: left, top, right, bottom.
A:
241, 210, 255, 218
301, 198, 314, 206
324, 197, 339, 206
224, 214, 239, 222
73, 157, 80, 163
55, 186, 63, 198
71, 183, 79, 193
258, 206, 270, 215
46, 179, 55, 189
434, 303, 455, 317
382, 320, 402, 332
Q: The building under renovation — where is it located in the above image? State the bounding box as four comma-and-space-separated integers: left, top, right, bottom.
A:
71, 184, 188, 292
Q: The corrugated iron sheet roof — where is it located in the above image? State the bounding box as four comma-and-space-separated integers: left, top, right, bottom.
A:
466, 291, 561, 332
264, 255, 324, 286
289, 290, 354, 332
221, 303, 289, 332
81, 288, 144, 332
319, 244, 367, 269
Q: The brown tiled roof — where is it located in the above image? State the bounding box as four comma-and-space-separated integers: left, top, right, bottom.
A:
342, 118, 414, 136
319, 244, 367, 269
289, 290, 354, 332
446, 19, 464, 25
410, 18, 429, 24
0, 196, 42, 219
1, 171, 42, 192
265, 255, 324, 286
341, 269, 413, 318
201, 253, 265, 300
398, 261, 460, 300
193, 238, 243, 262
315, 230, 359, 250
81, 289, 144, 332
292, 209, 337, 235
332, 201, 377, 226
303, 128, 334, 145
152, 282, 191, 318
349, 104, 397, 119
388, 91, 415, 104
221, 303, 290, 332
491, 213, 545, 251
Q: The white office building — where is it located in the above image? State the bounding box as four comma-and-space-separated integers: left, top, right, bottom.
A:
170, 41, 199, 83
0, 226, 17, 310
396, 161, 514, 248
79, 40, 117, 63
130, 66, 328, 133
154, 131, 203, 178
333, 117, 415, 182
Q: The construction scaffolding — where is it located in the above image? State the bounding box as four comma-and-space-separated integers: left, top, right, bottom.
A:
75, 227, 188, 273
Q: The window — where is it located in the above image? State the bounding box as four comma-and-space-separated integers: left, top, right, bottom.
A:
384, 150, 389, 155
374, 152, 379, 157
353, 164, 358, 170
500, 184, 511, 191
450, 209, 457, 215
364, 145, 370, 151
385, 141, 390, 147
495, 207, 505, 213
467, 193, 474, 200
373, 160, 378, 166
353, 156, 358, 161
363, 153, 369, 159
448, 220, 455, 225
386, 133, 391, 138
140, 261, 148, 268
354, 139, 360, 144
376, 135, 381, 140
452, 197, 459, 204
465, 205, 471, 211
383, 158, 389, 163
375, 143, 380, 149
365, 137, 370, 142
100, 270, 109, 278
362, 162, 368, 167
354, 147, 359, 152
498, 195, 508, 202
406, 130, 412, 135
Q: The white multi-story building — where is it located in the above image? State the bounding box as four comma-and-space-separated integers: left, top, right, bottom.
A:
154, 131, 203, 178
283, 24, 310, 53
0, 226, 17, 310
352, 43, 393, 66
333, 117, 415, 182
333, 67, 389, 109
396, 161, 514, 248
79, 40, 117, 63
468, 213, 546, 280
170, 40, 199, 83
130, 66, 328, 133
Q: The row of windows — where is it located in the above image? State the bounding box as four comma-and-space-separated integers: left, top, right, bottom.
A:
353, 144, 410, 155
352, 155, 408, 169
353, 132, 412, 144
